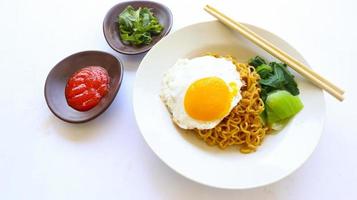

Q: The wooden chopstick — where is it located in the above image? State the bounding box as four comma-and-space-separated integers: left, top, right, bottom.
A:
206, 5, 344, 95
204, 5, 344, 101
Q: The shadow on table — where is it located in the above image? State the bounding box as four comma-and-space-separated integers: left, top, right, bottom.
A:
117, 52, 146, 72
43, 100, 121, 142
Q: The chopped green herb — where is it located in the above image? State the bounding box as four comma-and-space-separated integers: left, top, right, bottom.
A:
118, 5, 164, 46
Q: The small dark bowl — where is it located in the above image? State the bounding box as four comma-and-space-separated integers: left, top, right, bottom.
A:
44, 51, 123, 123
103, 1, 173, 55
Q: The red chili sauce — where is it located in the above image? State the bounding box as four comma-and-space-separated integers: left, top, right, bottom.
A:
65, 66, 110, 111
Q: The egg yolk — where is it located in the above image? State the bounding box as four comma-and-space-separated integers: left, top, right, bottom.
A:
184, 77, 233, 121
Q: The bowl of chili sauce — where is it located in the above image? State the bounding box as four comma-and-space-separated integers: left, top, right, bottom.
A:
44, 51, 123, 123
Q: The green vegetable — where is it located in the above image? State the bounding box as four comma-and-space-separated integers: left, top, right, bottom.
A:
118, 5, 164, 46
249, 56, 303, 129
249, 56, 267, 67
249, 56, 300, 101
256, 64, 272, 79
265, 90, 304, 125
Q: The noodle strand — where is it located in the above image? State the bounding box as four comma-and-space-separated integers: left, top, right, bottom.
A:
194, 54, 270, 153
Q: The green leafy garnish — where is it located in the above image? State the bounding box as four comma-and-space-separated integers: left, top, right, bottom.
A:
248, 56, 266, 67
249, 56, 303, 128
249, 56, 300, 101
256, 64, 272, 79
118, 5, 164, 46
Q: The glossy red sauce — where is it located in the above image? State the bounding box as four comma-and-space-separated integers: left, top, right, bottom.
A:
65, 66, 110, 111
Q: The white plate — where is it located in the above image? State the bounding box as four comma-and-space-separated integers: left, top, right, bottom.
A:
133, 21, 325, 189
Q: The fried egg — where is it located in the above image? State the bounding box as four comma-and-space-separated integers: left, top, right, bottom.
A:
160, 55, 243, 130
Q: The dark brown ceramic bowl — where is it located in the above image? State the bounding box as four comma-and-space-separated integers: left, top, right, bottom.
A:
44, 51, 123, 123
103, 1, 173, 55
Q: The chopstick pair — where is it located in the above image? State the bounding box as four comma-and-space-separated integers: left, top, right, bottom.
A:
204, 5, 344, 101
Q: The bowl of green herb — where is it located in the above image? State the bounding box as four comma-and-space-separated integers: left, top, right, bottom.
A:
103, 1, 173, 55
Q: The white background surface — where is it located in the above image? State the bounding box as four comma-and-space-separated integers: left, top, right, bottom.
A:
0, 0, 356, 199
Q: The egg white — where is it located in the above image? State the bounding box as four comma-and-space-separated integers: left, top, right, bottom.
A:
160, 55, 243, 130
